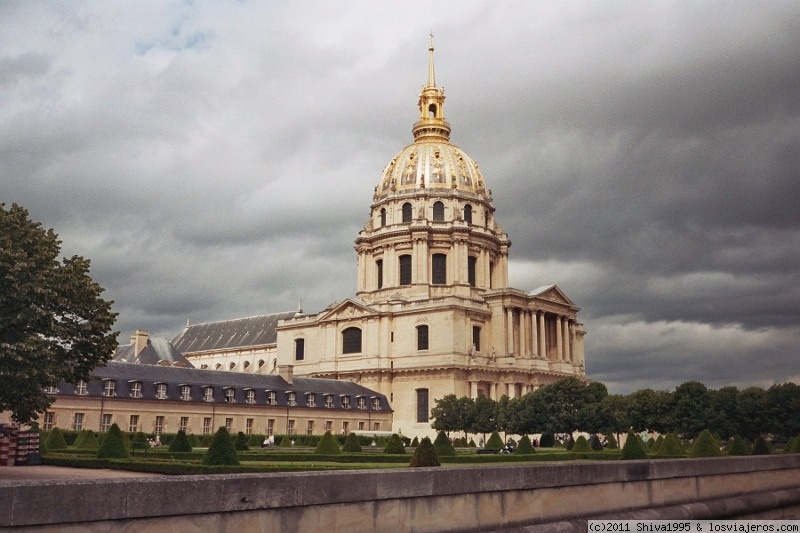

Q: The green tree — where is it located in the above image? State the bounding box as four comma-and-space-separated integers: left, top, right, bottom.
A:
726, 436, 750, 456
688, 429, 722, 457
44, 427, 67, 450
169, 430, 193, 452
0, 204, 118, 423
673, 382, 712, 439
383, 433, 406, 454
469, 395, 497, 437
433, 431, 456, 456
235, 431, 249, 451
765, 383, 800, 440
620, 431, 647, 460
314, 431, 341, 454
342, 432, 363, 452
485, 431, 504, 450
96, 423, 130, 459
736, 387, 767, 441
514, 434, 535, 454
409, 437, 440, 467
73, 429, 99, 450
660, 432, 684, 456
752, 437, 771, 455
571, 435, 593, 453
203, 427, 239, 465
430, 394, 463, 435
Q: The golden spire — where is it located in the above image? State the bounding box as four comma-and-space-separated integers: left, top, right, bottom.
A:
413, 34, 451, 142
427, 31, 435, 88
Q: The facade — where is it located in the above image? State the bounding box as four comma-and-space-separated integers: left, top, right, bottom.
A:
179, 43, 587, 438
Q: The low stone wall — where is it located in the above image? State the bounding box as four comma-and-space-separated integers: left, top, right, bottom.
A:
2, 455, 799, 532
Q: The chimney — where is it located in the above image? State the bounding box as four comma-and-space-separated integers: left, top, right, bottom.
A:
278, 364, 294, 384
131, 329, 149, 355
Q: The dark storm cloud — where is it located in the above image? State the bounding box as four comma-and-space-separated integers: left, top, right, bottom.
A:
1, 1, 798, 394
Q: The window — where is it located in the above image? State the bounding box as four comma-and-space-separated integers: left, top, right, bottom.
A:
416, 388, 429, 423
267, 419, 275, 436
342, 327, 362, 354
307, 393, 315, 407
380, 208, 386, 227
225, 418, 233, 432
376, 259, 383, 289
325, 420, 333, 432
200, 364, 208, 369
417, 325, 429, 350
358, 421, 365, 431
472, 325, 481, 352
246, 389, 256, 404
372, 398, 382, 410
464, 204, 473, 224
399, 254, 412, 285
267, 391, 276, 405
432, 253, 446, 285
307, 420, 314, 435
129, 414, 139, 433
402, 202, 412, 223
180, 385, 191, 401
432, 201, 444, 221
287, 420, 295, 435
468, 256, 477, 287
103, 380, 115, 397
357, 396, 366, 410
295, 338, 305, 361
246, 418, 254, 434
342, 421, 350, 435
325, 394, 334, 408
44, 385, 58, 394
203, 387, 214, 402
179, 416, 189, 432
156, 383, 167, 400
154, 416, 165, 435
225, 388, 236, 403
73, 413, 84, 431
258, 359, 266, 369
373, 422, 381, 431
43, 412, 55, 431
228, 362, 236, 370
75, 380, 87, 395
130, 381, 142, 398
215, 363, 222, 370
101, 414, 112, 432
203, 417, 212, 435
287, 392, 297, 406
341, 395, 351, 409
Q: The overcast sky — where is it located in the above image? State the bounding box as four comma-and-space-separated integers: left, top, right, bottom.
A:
2, 1, 798, 394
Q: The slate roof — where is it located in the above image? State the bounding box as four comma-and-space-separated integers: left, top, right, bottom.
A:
56, 361, 391, 411
114, 338, 194, 367
171, 311, 298, 353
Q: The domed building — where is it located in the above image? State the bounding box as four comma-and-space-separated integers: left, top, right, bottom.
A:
176, 43, 587, 437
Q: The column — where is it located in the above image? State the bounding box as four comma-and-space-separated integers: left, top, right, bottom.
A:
470, 380, 478, 399
531, 311, 539, 357
490, 382, 498, 400
538, 312, 546, 359
562, 317, 570, 362
555, 315, 563, 362
505, 307, 514, 355
520, 310, 529, 357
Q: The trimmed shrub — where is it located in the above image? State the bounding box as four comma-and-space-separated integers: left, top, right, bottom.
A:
689, 430, 723, 458
44, 427, 67, 450
565, 436, 575, 451
96, 424, 130, 459
660, 433, 685, 456
132, 431, 148, 447
651, 435, 664, 454
485, 432, 504, 450
571, 435, 593, 453
539, 432, 555, 448
515, 435, 535, 454
314, 431, 341, 454
342, 432, 363, 452
786, 436, 800, 454
247, 434, 264, 447
589, 434, 604, 451
189, 433, 202, 447
620, 431, 647, 460
383, 433, 406, 454
468, 439, 476, 448
203, 427, 239, 466
411, 436, 419, 447
752, 437, 771, 455
433, 431, 456, 456
169, 430, 193, 453
73, 429, 99, 450
409, 437, 440, 467
646, 437, 656, 450
278, 435, 293, 447
726, 435, 751, 456
235, 431, 249, 451
606, 434, 618, 449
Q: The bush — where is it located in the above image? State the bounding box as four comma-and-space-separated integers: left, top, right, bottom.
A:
278, 435, 293, 447
539, 432, 555, 448
96, 424, 130, 459
646, 437, 656, 450
235, 431, 249, 451
786, 436, 800, 454
660, 433, 685, 456
409, 437, 440, 467
689, 430, 723, 458
605, 434, 618, 449
485, 432, 504, 450
411, 436, 419, 447
342, 432, 363, 452
314, 431, 341, 454
651, 435, 664, 454
203, 427, 239, 466
726, 435, 751, 456
589, 434, 604, 451
132, 431, 148, 447
189, 433, 202, 447
752, 437, 772, 455
571, 435, 593, 453
468, 439, 476, 448
565, 436, 575, 451
433, 431, 456, 456
515, 435, 535, 454
169, 430, 193, 453
44, 427, 67, 450
620, 431, 647, 460
383, 434, 406, 454
73, 429, 99, 450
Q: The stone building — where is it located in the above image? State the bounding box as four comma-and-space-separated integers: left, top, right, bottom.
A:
176, 43, 587, 438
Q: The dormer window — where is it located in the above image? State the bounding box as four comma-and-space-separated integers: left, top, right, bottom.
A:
180, 385, 191, 401
357, 396, 366, 410
203, 386, 214, 402
102, 380, 115, 397
224, 388, 236, 403
156, 383, 167, 400
75, 380, 87, 395
306, 393, 315, 407
287, 391, 297, 406
325, 394, 334, 408
130, 381, 142, 399
245, 389, 256, 404
341, 395, 351, 409
372, 397, 382, 410
266, 390, 277, 405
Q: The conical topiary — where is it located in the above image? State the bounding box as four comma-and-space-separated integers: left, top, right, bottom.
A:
202, 427, 239, 465
314, 431, 341, 454
646, 437, 656, 450
44, 427, 67, 450
169, 429, 193, 452
278, 435, 293, 447
411, 436, 419, 447
565, 436, 575, 451
651, 435, 664, 454
235, 431, 249, 451
485, 431, 504, 450
468, 439, 477, 448
342, 432, 363, 452
620, 431, 647, 460
96, 423, 130, 459
189, 433, 202, 447
409, 437, 440, 467
571, 435, 593, 453
433, 431, 456, 456
689, 429, 722, 458
660, 433, 685, 456
383, 433, 406, 454
515, 435, 535, 454
132, 431, 148, 447
726, 435, 750, 456
606, 434, 618, 449
752, 437, 771, 455
786, 436, 800, 454
539, 432, 555, 448
73, 429, 99, 450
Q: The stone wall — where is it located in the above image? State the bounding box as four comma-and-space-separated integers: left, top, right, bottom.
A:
2, 455, 799, 532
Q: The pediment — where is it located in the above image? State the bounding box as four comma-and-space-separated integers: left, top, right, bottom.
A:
318, 298, 377, 322
530, 284, 576, 307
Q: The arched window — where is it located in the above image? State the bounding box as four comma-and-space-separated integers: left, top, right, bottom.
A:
402, 202, 413, 223
464, 204, 473, 224
376, 259, 383, 289
380, 208, 386, 227
342, 327, 362, 354
472, 325, 482, 352
428, 103, 436, 118
416, 388, 429, 423
417, 325, 429, 351
468, 256, 477, 287
228, 362, 236, 370
295, 338, 305, 361
432, 201, 444, 221
399, 255, 412, 285
432, 253, 446, 285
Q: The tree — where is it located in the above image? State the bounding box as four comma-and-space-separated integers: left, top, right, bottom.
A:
469, 395, 497, 437
433, 431, 455, 456
314, 431, 341, 454
342, 432, 363, 452
673, 381, 712, 439
430, 394, 463, 434
0, 203, 118, 423
409, 437, 440, 467
620, 431, 647, 460
96, 423, 130, 459
383, 434, 406, 454
169, 430, 193, 452
203, 427, 239, 465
